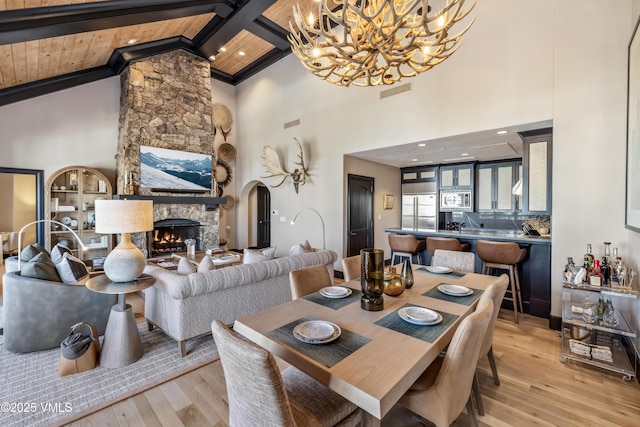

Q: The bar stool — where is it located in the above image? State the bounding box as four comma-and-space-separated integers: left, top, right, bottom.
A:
388, 234, 426, 265
476, 240, 527, 324
426, 237, 470, 256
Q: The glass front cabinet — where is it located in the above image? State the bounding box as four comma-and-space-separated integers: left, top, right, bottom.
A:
45, 166, 113, 264
561, 282, 637, 381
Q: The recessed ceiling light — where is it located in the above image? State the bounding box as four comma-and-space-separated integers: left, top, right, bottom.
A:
239, 51, 246, 56
497, 130, 508, 134
412, 158, 418, 162
219, 47, 227, 52
209, 55, 216, 61
418, 143, 426, 147
461, 153, 469, 156
127, 39, 137, 45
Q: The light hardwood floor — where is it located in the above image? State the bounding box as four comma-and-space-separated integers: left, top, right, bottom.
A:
65, 307, 640, 427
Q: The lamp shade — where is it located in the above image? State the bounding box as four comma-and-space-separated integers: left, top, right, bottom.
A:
94, 200, 153, 234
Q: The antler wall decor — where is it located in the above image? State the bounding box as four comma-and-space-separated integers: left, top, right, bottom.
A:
262, 138, 308, 193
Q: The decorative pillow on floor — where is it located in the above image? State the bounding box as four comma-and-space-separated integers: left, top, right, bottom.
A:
243, 247, 276, 264
198, 255, 215, 272
20, 251, 61, 282
289, 240, 316, 256
55, 252, 90, 284
50, 243, 73, 264
177, 257, 197, 275
19, 244, 49, 263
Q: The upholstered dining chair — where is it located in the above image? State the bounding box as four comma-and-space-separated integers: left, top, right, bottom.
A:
398, 298, 493, 427
289, 264, 332, 299
432, 249, 476, 273
341, 255, 360, 282
211, 320, 362, 427
472, 274, 509, 416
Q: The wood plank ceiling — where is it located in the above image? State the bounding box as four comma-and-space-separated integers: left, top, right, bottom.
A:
0, 0, 324, 107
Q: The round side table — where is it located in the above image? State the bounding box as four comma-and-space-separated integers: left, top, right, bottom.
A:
86, 273, 155, 368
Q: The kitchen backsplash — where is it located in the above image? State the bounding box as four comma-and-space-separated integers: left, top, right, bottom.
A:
442, 212, 551, 235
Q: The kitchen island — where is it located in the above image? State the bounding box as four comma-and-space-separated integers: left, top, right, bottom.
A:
385, 227, 551, 319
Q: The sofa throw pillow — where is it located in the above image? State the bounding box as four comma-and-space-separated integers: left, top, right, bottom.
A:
177, 257, 196, 275
19, 243, 48, 263
243, 247, 276, 264
50, 243, 73, 264
20, 251, 61, 282
55, 252, 90, 284
197, 255, 215, 272
289, 240, 316, 256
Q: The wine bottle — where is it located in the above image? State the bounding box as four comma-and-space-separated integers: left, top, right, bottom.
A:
600, 256, 611, 286
589, 259, 604, 286
583, 243, 594, 270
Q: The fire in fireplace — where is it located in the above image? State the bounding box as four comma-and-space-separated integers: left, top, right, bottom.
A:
150, 218, 201, 256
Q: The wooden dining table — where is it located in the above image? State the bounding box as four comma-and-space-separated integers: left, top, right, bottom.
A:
233, 265, 499, 426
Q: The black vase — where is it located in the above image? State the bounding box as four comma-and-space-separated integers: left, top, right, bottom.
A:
360, 248, 384, 311
401, 259, 414, 289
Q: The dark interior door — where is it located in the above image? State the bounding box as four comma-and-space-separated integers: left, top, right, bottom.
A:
347, 174, 374, 256
256, 185, 271, 248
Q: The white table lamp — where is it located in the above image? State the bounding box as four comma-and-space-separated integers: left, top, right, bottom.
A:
95, 200, 153, 282
17, 220, 89, 269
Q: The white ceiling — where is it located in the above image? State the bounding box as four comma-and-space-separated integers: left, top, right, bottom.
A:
347, 120, 553, 168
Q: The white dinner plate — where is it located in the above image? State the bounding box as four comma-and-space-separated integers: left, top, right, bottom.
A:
293, 320, 341, 344
319, 286, 352, 299
438, 284, 473, 297
426, 266, 452, 274
61, 216, 72, 225
70, 219, 78, 228
398, 307, 443, 325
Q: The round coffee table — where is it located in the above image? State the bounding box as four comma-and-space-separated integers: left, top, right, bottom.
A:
86, 273, 155, 368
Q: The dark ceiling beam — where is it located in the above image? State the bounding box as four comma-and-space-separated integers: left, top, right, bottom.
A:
246, 16, 291, 51
108, 36, 198, 74
0, 0, 234, 45
0, 66, 116, 108
197, 0, 276, 59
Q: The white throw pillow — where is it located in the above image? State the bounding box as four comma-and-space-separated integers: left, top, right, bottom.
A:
51, 243, 73, 264
243, 247, 276, 264
289, 240, 316, 256
198, 255, 215, 272
55, 252, 90, 284
177, 257, 196, 275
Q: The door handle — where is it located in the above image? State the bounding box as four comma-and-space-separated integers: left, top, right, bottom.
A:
350, 232, 357, 236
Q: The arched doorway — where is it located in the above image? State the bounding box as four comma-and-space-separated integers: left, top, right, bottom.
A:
238, 181, 271, 249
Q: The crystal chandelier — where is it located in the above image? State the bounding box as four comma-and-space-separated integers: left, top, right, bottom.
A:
288, 0, 475, 87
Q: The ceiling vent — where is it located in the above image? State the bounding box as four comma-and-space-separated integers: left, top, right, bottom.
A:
380, 82, 412, 100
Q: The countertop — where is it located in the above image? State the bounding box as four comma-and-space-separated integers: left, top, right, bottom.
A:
385, 227, 551, 245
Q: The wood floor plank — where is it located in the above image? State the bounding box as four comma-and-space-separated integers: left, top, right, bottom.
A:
65, 309, 640, 427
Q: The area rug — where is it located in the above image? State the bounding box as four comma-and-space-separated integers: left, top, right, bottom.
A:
0, 293, 219, 427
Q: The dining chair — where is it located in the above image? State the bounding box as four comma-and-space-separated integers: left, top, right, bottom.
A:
341, 255, 360, 282
289, 264, 333, 299
472, 274, 509, 416
398, 298, 493, 427
211, 320, 361, 427
432, 249, 476, 273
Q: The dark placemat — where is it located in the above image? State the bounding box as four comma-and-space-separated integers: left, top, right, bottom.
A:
415, 266, 467, 278
422, 285, 483, 306
303, 288, 362, 310
268, 316, 371, 367
374, 304, 459, 343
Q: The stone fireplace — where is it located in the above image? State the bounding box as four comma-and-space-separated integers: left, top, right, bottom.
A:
115, 50, 221, 255
149, 218, 202, 256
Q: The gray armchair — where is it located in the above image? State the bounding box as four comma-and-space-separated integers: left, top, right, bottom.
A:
2, 257, 116, 353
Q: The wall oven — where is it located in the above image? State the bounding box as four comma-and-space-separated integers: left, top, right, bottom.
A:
440, 191, 472, 211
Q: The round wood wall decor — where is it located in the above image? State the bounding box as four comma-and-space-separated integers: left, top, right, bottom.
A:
215, 158, 233, 187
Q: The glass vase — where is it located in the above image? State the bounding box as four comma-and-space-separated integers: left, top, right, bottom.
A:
401, 259, 414, 289
383, 266, 405, 296
361, 248, 384, 311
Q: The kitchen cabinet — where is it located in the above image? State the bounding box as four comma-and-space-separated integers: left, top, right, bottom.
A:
401, 166, 438, 183
439, 164, 474, 190
476, 161, 522, 212
45, 166, 113, 262
561, 282, 636, 380
519, 129, 552, 215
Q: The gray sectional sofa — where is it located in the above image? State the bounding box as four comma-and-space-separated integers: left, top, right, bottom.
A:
142, 249, 338, 356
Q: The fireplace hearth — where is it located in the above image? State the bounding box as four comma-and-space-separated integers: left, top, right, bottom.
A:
150, 218, 201, 256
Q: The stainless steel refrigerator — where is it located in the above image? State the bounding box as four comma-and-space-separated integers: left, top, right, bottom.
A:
401, 182, 437, 230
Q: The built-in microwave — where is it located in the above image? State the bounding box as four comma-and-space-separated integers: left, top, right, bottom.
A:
440, 191, 472, 211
